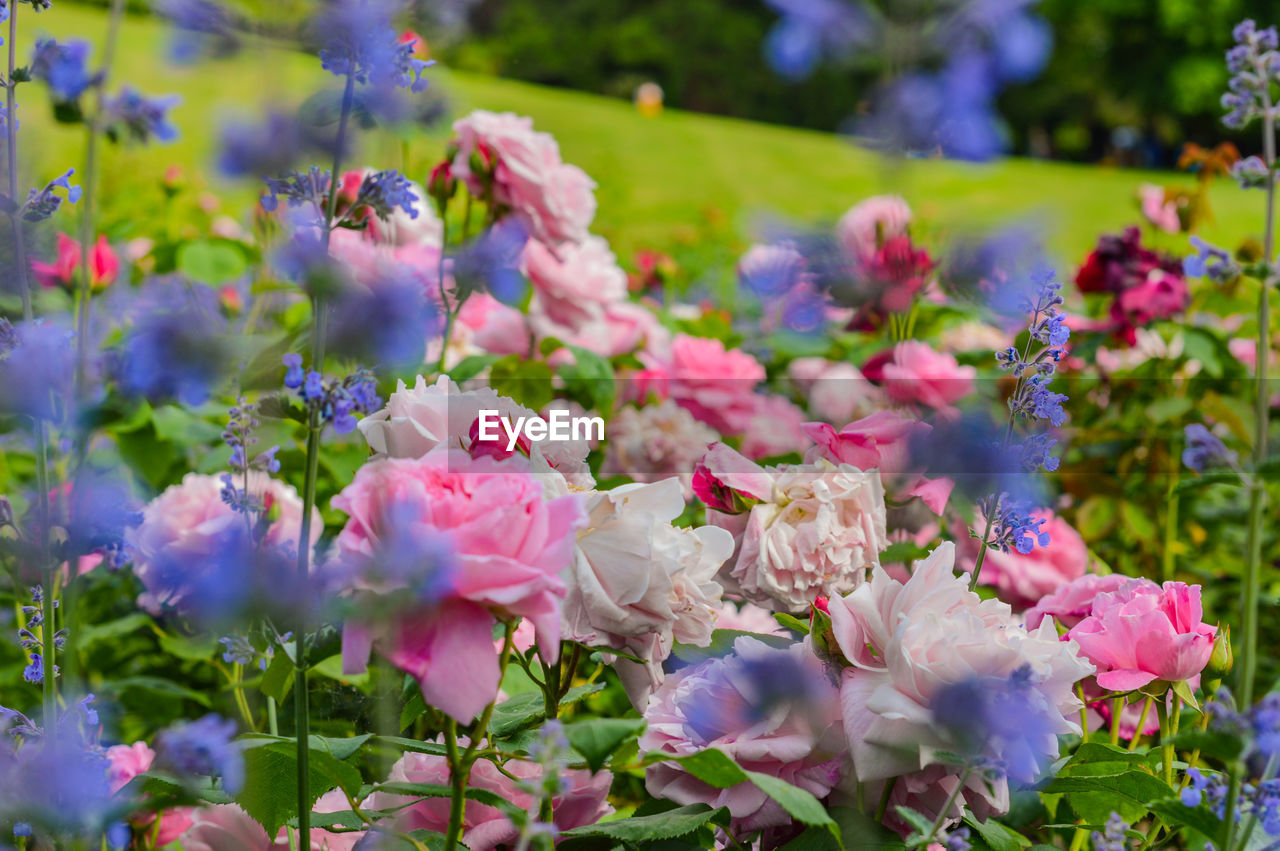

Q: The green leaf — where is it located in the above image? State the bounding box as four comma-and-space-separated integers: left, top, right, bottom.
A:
448, 354, 501, 384
668, 747, 748, 787
964, 811, 1032, 851
489, 682, 605, 738
177, 240, 248, 285
777, 826, 842, 851
312, 653, 372, 693
259, 645, 294, 702
1148, 798, 1226, 845
559, 804, 729, 843
364, 781, 522, 817
773, 613, 811, 635
1074, 496, 1118, 542
1169, 728, 1244, 762
1044, 768, 1175, 825
257, 393, 308, 423
77, 612, 152, 648
157, 630, 219, 661
894, 805, 936, 837
564, 717, 646, 772
1119, 501, 1157, 544
1145, 396, 1193, 424
489, 356, 555, 412
558, 345, 616, 414
236, 741, 363, 836
151, 405, 226, 447
880, 540, 932, 564
101, 675, 212, 708
309, 733, 374, 762
375, 736, 449, 758
744, 770, 837, 832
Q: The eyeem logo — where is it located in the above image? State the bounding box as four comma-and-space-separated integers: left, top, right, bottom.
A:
476, 409, 604, 452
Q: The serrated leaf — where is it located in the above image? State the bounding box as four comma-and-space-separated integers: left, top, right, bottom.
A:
1044, 769, 1174, 825
489, 682, 604, 738
1149, 798, 1226, 845
559, 804, 729, 843
236, 741, 363, 836
376, 736, 449, 758
564, 717, 646, 772
964, 811, 1031, 851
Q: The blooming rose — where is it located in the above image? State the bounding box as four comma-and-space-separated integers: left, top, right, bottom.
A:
640, 636, 846, 832
879, 341, 976, 412
1067, 578, 1216, 692
32, 232, 119, 292
803, 411, 953, 514
525, 235, 627, 319
959, 509, 1090, 608
787, 357, 884, 424
739, 393, 810, 460
105, 742, 194, 846
451, 110, 597, 246
365, 746, 613, 849
837, 195, 912, 264
827, 542, 1092, 831
127, 472, 319, 615
640, 335, 766, 434
563, 478, 733, 707
334, 449, 585, 721
357, 374, 594, 489
604, 400, 719, 499
691, 441, 774, 514
700, 444, 889, 612
1024, 572, 1131, 631
178, 793, 360, 850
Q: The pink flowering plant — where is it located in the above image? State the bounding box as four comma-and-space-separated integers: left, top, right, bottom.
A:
0, 2, 1278, 851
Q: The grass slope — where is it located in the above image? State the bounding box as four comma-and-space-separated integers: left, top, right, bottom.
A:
17, 3, 1259, 270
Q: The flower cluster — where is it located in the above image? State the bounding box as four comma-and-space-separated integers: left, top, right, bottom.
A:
1075, 227, 1190, 344
1223, 20, 1280, 129
282, 354, 381, 434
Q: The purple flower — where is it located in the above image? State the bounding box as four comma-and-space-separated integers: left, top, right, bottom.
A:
30, 38, 102, 103
156, 0, 241, 63
1183, 423, 1237, 473
313, 0, 432, 92
22, 169, 83, 222
0, 318, 75, 419
154, 714, 244, 794
104, 87, 181, 144
113, 280, 231, 404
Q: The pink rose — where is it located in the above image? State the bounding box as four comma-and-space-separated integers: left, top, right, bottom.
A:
365, 745, 612, 849
837, 195, 912, 264
178, 793, 361, 851
106, 742, 194, 846
692, 442, 775, 515
451, 110, 596, 246
1024, 573, 1131, 631
787, 357, 884, 424
455, 292, 532, 356
525, 235, 627, 321
961, 510, 1090, 608
803, 411, 953, 514
642, 335, 766, 434
357, 374, 595, 489
127, 472, 319, 615
334, 449, 585, 721
716, 600, 786, 636
702, 446, 889, 612
880, 341, 976, 411
1067, 579, 1216, 692
564, 478, 734, 707
739, 394, 810, 460
640, 636, 845, 833
532, 298, 659, 361
604, 400, 719, 499
32, 232, 119, 291
828, 543, 1092, 832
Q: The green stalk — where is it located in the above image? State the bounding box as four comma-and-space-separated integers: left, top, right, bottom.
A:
1157, 698, 1173, 786
292, 68, 356, 851
1239, 87, 1276, 711
923, 764, 972, 846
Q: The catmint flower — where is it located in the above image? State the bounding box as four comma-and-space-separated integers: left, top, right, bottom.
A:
103, 87, 181, 144
114, 280, 231, 404
0, 317, 16, 355
1222, 20, 1280, 129
1184, 236, 1240, 284
314, 0, 432, 92
153, 714, 244, 794
30, 38, 101, 102
156, 0, 241, 62
945, 827, 972, 851
218, 634, 255, 666
282, 353, 304, 388
282, 356, 382, 435
1183, 424, 1237, 472
1232, 155, 1270, 189
22, 169, 83, 222
0, 318, 75, 418
982, 493, 1050, 555
1091, 813, 1129, 851
346, 169, 419, 222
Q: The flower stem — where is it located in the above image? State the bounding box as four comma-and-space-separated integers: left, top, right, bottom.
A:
1109, 697, 1122, 746
1157, 698, 1173, 786
968, 497, 998, 591
1128, 697, 1154, 752
924, 764, 972, 846
1240, 89, 1276, 712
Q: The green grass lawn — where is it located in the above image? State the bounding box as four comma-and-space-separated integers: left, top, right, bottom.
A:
16, 3, 1262, 273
